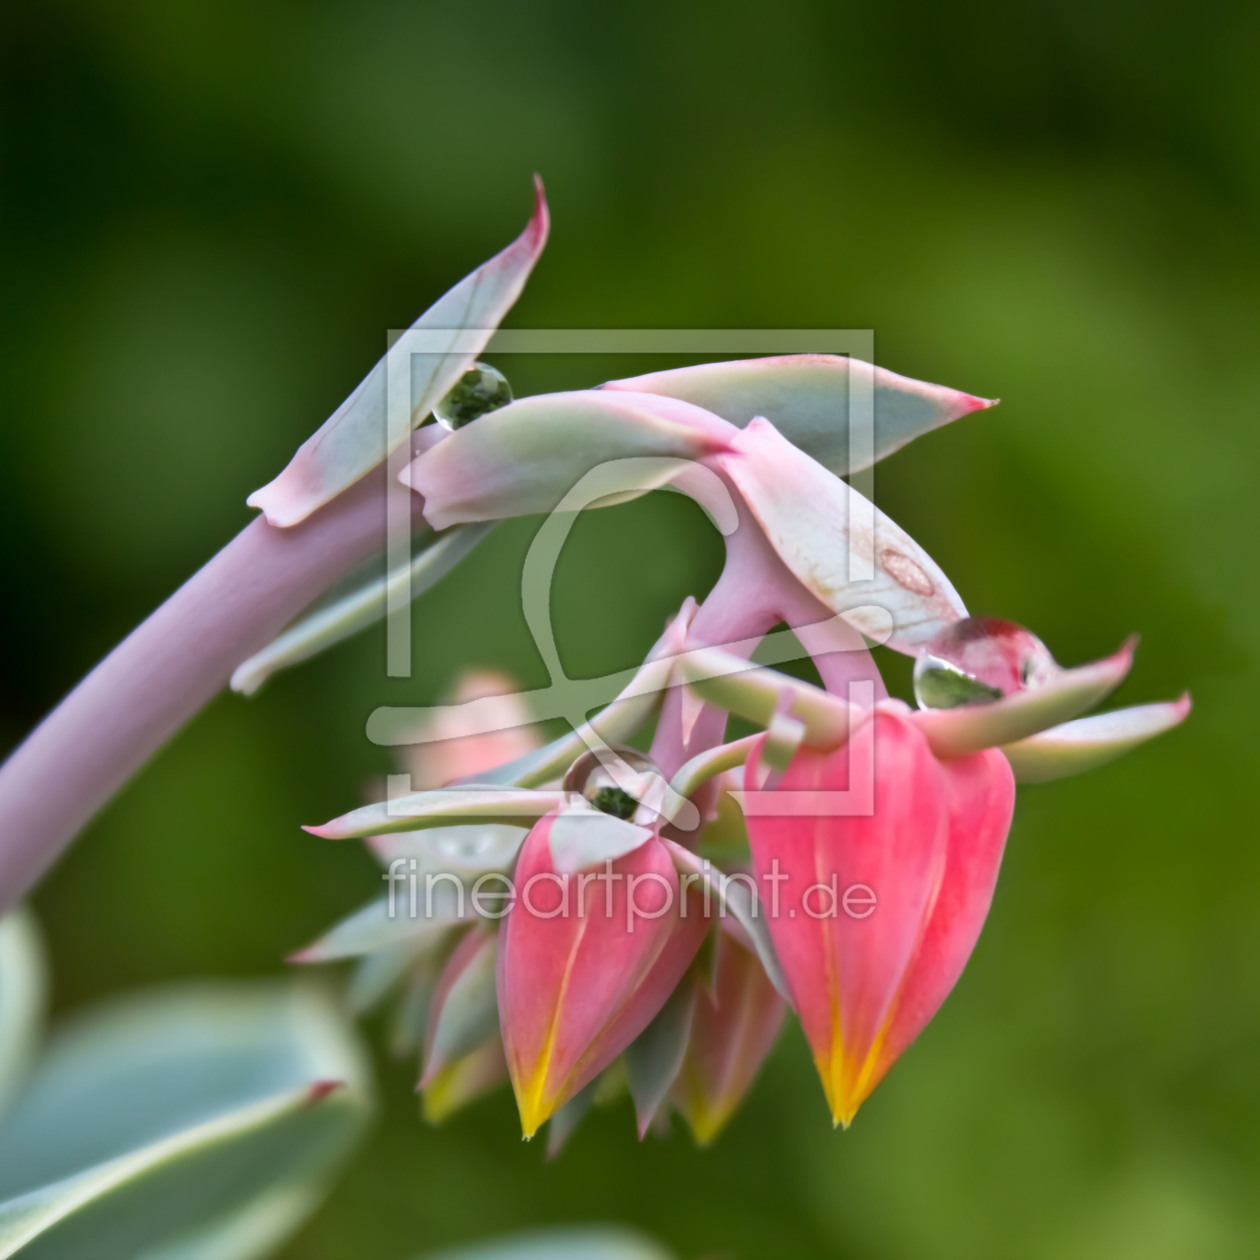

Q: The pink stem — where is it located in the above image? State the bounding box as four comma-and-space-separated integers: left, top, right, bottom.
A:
650, 483, 886, 786
0, 466, 424, 910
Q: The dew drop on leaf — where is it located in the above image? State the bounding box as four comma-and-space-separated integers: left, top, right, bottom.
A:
913, 617, 1058, 709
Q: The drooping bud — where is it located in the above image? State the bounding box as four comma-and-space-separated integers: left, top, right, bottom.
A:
421, 1038, 508, 1124
497, 815, 706, 1138
399, 669, 541, 788
672, 929, 786, 1145
744, 707, 1014, 1127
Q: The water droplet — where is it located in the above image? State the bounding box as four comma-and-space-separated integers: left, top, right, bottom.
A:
562, 746, 661, 820
433, 362, 512, 430
913, 617, 1058, 710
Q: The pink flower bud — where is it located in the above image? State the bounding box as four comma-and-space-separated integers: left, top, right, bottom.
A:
397, 669, 540, 788
673, 930, 787, 1145
744, 707, 1014, 1126
497, 815, 706, 1138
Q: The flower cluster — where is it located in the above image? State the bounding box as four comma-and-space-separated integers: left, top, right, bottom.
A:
272, 186, 1188, 1147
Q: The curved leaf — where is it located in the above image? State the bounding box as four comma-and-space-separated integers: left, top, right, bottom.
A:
402, 391, 733, 530
421, 931, 500, 1084
290, 888, 473, 963
720, 419, 967, 654
624, 979, 696, 1138
1001, 694, 1191, 783
230, 523, 495, 695
0, 981, 371, 1260
308, 787, 565, 841
605, 353, 994, 475
248, 179, 549, 526
911, 640, 1137, 758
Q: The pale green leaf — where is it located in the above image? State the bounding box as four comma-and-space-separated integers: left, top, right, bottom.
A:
606, 352, 994, 476
0, 982, 371, 1260
247, 181, 548, 527
1001, 695, 1190, 782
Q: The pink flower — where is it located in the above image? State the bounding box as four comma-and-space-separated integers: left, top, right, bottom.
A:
497, 814, 707, 1138
744, 706, 1015, 1127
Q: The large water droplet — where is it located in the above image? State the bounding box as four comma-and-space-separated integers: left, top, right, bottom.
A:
562, 746, 661, 820
433, 362, 512, 430
913, 617, 1058, 710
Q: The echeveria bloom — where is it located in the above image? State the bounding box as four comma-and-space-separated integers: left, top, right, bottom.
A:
215, 193, 1191, 1147
744, 708, 1015, 1127
0, 187, 1189, 1161
498, 815, 707, 1138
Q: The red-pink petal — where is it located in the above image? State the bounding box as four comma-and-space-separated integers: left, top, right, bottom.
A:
745, 710, 950, 1125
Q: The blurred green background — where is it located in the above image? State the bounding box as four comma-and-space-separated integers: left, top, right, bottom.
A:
1, 1, 1256, 1256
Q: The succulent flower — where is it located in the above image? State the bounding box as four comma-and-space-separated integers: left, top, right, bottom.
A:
292, 256, 1188, 1142
3, 178, 1184, 1146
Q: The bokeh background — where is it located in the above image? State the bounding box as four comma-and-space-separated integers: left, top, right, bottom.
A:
1, 1, 1257, 1256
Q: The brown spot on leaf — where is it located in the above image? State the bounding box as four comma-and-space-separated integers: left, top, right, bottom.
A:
878, 548, 935, 596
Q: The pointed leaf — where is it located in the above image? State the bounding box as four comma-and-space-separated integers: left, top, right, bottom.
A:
307, 787, 565, 840
290, 887, 471, 963
911, 639, 1137, 758
1001, 694, 1191, 782
605, 353, 994, 475
422, 931, 500, 1083
231, 523, 495, 695
402, 391, 733, 530
721, 418, 967, 653
248, 180, 548, 526
0, 982, 371, 1260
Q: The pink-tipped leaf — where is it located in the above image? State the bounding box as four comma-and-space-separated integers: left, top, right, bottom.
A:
912, 639, 1138, 758
1000, 694, 1191, 782
605, 353, 994, 477
248, 179, 549, 526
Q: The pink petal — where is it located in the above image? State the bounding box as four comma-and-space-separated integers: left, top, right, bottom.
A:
497, 816, 703, 1137
745, 710, 950, 1125
868, 746, 1015, 1091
